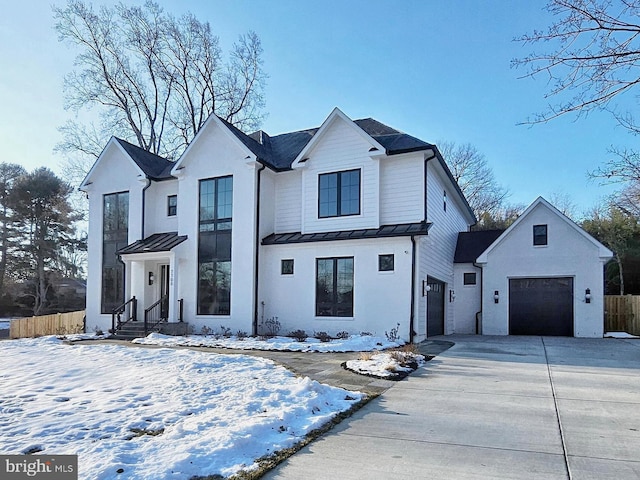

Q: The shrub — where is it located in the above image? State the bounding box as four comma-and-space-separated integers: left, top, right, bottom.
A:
335, 331, 350, 340
94, 326, 104, 336
385, 323, 401, 342
236, 330, 248, 340
219, 325, 232, 338
200, 325, 213, 336
260, 317, 281, 337
288, 329, 308, 342
360, 331, 373, 336
314, 331, 331, 343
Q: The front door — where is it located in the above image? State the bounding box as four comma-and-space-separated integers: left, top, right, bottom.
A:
160, 264, 170, 320
427, 276, 445, 336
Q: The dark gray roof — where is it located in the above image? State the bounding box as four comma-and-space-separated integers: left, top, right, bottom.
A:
115, 138, 175, 181
454, 230, 504, 263
118, 232, 188, 255
262, 222, 431, 245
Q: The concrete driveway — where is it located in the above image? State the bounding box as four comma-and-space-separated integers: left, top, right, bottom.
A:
263, 335, 640, 480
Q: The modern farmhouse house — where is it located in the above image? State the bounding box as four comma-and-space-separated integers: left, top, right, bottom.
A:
81, 108, 476, 342
81, 108, 611, 340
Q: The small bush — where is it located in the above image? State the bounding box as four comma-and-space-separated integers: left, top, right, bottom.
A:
200, 325, 213, 336
314, 331, 331, 343
385, 323, 401, 342
260, 317, 281, 337
236, 330, 248, 340
94, 326, 104, 336
219, 325, 232, 338
288, 329, 308, 342
360, 331, 372, 337
335, 331, 350, 340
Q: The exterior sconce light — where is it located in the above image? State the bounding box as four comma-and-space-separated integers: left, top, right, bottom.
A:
449, 290, 455, 302
494, 290, 499, 304
585, 288, 591, 304
422, 280, 431, 297
148, 272, 155, 286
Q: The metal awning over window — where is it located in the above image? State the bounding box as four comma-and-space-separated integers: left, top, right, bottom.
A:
118, 232, 188, 255
261, 222, 431, 245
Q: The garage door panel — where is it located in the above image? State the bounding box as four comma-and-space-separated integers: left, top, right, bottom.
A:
509, 277, 573, 336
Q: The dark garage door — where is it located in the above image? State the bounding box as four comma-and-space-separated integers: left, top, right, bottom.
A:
427, 276, 445, 336
509, 277, 574, 336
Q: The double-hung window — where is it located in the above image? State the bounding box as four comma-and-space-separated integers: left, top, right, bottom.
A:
316, 257, 354, 317
197, 176, 233, 315
533, 224, 548, 246
318, 169, 361, 218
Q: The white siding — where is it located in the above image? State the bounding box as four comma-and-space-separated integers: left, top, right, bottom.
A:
274, 170, 301, 233
259, 237, 414, 341
379, 154, 424, 224
415, 161, 472, 339
144, 180, 178, 235
480, 202, 609, 338
453, 263, 482, 334
300, 119, 380, 233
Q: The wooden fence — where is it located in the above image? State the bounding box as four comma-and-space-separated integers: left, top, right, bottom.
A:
604, 296, 640, 336
9, 310, 86, 339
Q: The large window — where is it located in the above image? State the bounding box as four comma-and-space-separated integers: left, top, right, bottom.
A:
318, 169, 361, 218
102, 192, 129, 313
198, 176, 233, 315
316, 257, 354, 317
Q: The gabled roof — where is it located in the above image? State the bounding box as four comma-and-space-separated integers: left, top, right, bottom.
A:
114, 138, 175, 181
476, 197, 613, 263
118, 232, 187, 255
454, 230, 505, 263
262, 221, 431, 245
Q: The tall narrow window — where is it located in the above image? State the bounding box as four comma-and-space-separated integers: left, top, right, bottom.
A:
167, 195, 177, 216
443, 190, 447, 212
318, 169, 361, 218
102, 191, 129, 313
316, 257, 354, 317
198, 176, 233, 315
533, 224, 548, 246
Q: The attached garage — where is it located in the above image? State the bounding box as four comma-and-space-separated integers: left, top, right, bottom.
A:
509, 277, 573, 336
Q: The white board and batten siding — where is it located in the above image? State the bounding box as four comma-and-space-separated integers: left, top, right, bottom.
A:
416, 161, 473, 339
300, 120, 380, 234
273, 170, 302, 233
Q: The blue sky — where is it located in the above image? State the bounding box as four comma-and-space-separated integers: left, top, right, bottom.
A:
0, 0, 634, 215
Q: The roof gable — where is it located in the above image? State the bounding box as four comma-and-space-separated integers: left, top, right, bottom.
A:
476, 197, 613, 263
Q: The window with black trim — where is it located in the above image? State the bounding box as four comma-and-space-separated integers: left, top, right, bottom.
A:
318, 169, 360, 218
197, 176, 233, 315
102, 191, 129, 314
281, 259, 294, 275
533, 224, 548, 246
167, 195, 177, 216
463, 272, 477, 285
378, 254, 394, 272
316, 257, 354, 317
443, 190, 447, 212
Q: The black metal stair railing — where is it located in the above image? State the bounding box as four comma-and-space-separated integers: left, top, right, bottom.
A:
144, 295, 169, 336
111, 296, 137, 334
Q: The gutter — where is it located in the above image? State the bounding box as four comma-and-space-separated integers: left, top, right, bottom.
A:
409, 236, 417, 344
253, 163, 266, 336
473, 260, 483, 334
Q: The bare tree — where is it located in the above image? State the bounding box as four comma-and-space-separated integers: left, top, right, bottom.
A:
548, 191, 579, 219
513, 0, 640, 125
53, 0, 266, 167
438, 141, 509, 219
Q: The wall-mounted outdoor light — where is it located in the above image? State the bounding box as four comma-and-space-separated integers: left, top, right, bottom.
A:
422, 280, 431, 297
449, 290, 456, 303
494, 290, 499, 304
148, 271, 155, 286
585, 288, 591, 304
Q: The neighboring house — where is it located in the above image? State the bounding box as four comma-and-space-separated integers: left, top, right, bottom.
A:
81, 108, 476, 342
453, 197, 613, 338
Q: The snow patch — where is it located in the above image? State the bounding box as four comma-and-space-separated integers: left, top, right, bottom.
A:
345, 351, 426, 379
604, 331, 640, 339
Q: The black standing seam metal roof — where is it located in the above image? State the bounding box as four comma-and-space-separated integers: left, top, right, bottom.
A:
261, 222, 432, 245
454, 230, 505, 263
118, 232, 188, 255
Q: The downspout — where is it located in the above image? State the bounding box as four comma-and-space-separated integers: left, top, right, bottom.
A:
473, 261, 483, 334
409, 236, 417, 344
253, 163, 266, 336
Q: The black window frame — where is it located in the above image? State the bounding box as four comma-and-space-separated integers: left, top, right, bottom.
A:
101, 191, 129, 314
533, 224, 548, 246
197, 176, 233, 315
281, 259, 294, 275
318, 169, 361, 218
378, 254, 395, 272
463, 272, 477, 286
167, 195, 177, 216
316, 257, 354, 317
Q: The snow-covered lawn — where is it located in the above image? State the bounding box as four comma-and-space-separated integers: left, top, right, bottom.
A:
132, 332, 402, 352
346, 351, 427, 379
0, 336, 365, 480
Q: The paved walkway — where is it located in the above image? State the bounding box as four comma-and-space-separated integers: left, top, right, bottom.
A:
262, 335, 640, 480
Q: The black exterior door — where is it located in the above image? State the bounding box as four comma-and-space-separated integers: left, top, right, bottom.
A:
427, 276, 445, 336
509, 277, 574, 336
